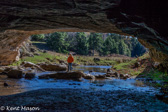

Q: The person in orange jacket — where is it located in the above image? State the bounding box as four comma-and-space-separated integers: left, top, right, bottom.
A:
67, 53, 74, 72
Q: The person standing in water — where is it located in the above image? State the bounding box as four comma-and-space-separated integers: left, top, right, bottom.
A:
67, 53, 74, 72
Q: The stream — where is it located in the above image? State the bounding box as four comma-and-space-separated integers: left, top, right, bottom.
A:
0, 65, 168, 111
0, 65, 162, 95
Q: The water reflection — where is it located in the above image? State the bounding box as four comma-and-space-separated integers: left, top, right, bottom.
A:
73, 65, 112, 75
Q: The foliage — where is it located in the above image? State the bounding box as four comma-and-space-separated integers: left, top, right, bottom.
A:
46, 32, 69, 53
35, 32, 146, 57
88, 33, 103, 55
75, 32, 89, 55
31, 34, 45, 41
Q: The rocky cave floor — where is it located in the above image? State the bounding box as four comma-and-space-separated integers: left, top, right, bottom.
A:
0, 88, 168, 112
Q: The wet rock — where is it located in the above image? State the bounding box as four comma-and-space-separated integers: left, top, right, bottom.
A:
25, 73, 35, 79
119, 74, 130, 79
124, 74, 130, 78
38, 71, 83, 80
7, 69, 23, 79
107, 68, 112, 73
105, 74, 111, 77
95, 75, 106, 79
119, 74, 124, 78
89, 70, 94, 73
106, 72, 119, 78
39, 63, 67, 71
114, 72, 120, 78
21, 61, 45, 72
83, 74, 95, 79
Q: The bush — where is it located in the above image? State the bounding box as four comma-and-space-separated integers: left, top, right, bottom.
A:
31, 34, 45, 41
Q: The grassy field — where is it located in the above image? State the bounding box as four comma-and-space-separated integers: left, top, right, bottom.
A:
11, 51, 134, 66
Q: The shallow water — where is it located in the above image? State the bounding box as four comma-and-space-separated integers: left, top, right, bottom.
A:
0, 65, 160, 96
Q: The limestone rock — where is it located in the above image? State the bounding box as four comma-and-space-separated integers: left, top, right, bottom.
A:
83, 74, 95, 79
21, 61, 45, 72
119, 74, 130, 79
39, 64, 67, 71
25, 73, 36, 79
95, 75, 106, 79
7, 69, 23, 79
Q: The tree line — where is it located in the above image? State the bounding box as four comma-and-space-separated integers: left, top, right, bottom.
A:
31, 32, 146, 57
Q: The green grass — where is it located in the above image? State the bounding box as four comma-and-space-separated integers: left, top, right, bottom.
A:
145, 70, 168, 82
113, 58, 137, 70
10, 52, 58, 66
74, 55, 131, 66
10, 51, 133, 66
112, 53, 150, 76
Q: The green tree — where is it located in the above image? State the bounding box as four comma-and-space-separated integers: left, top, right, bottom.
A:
88, 33, 103, 55
31, 34, 45, 41
46, 32, 69, 53
75, 32, 89, 55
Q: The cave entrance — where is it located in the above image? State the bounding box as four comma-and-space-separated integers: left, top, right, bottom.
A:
16, 31, 149, 76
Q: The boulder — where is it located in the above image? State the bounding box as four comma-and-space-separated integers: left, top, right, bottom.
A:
119, 74, 130, 79
119, 74, 125, 78
21, 61, 36, 67
107, 68, 112, 73
83, 74, 95, 79
105, 74, 111, 77
38, 71, 83, 80
106, 71, 119, 78
39, 64, 67, 71
95, 75, 106, 79
114, 72, 120, 78
7, 69, 23, 79
25, 73, 35, 79
21, 61, 45, 72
